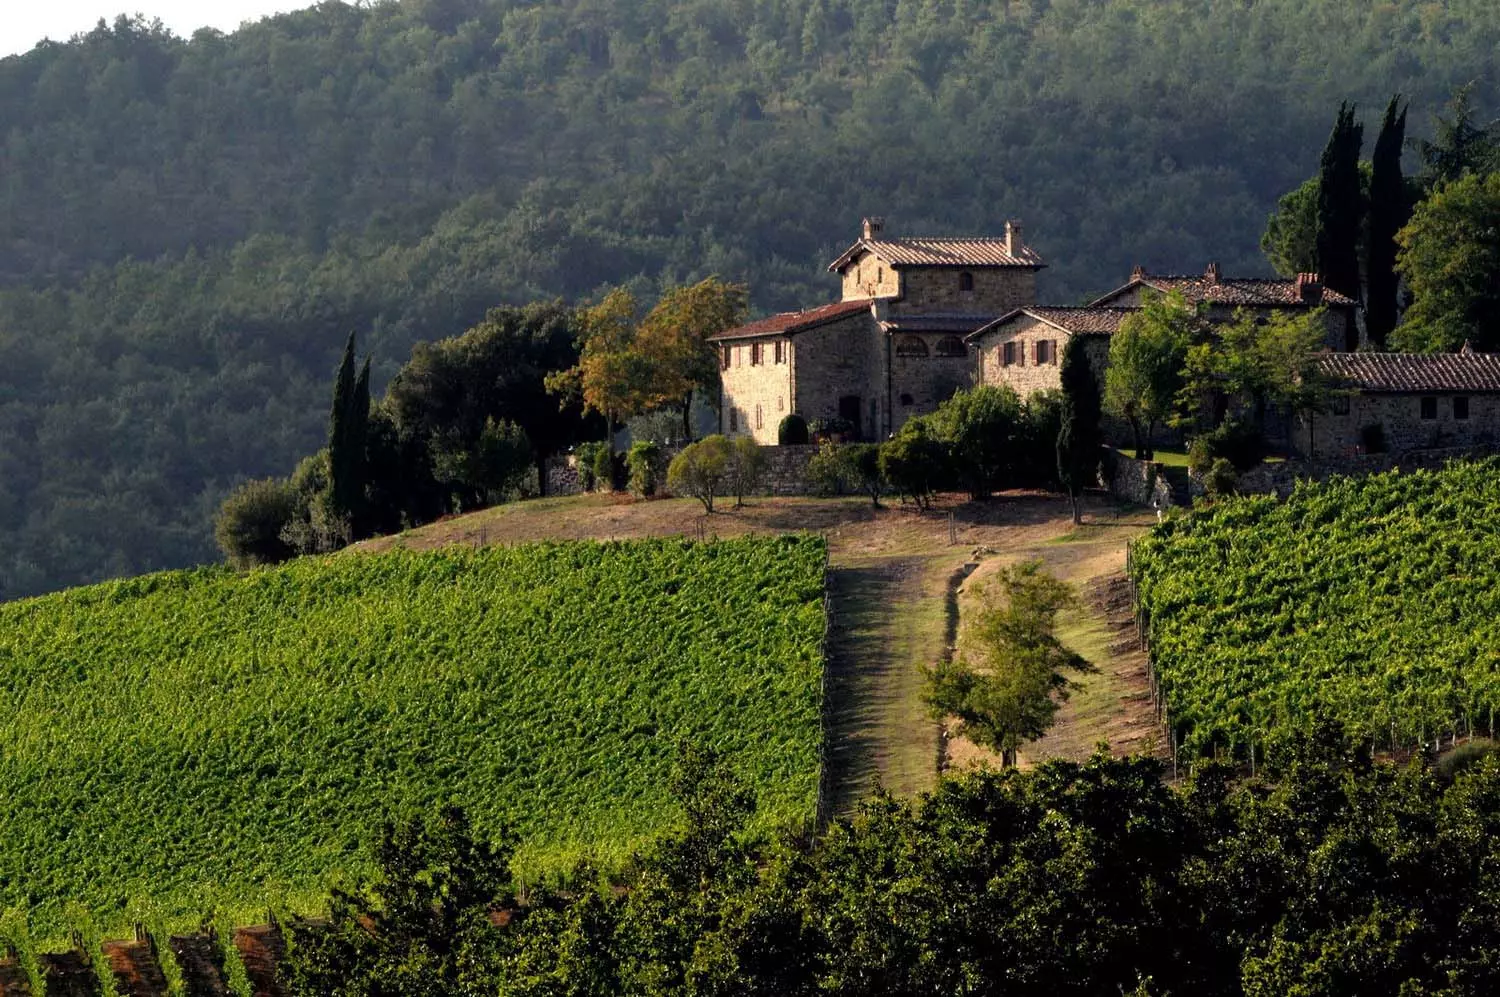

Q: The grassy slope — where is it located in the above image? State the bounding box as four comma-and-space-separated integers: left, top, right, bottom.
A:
0, 537, 825, 939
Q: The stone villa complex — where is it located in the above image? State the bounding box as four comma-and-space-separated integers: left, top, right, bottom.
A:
710, 218, 1500, 456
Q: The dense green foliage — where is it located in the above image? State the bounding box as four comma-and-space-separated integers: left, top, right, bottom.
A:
1132, 460, 1500, 761
1394, 171, 1500, 352
3, 1, 1499, 596
1314, 101, 1364, 302
0, 536, 826, 936
286, 736, 1500, 996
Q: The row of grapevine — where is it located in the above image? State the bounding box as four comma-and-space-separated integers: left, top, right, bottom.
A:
1129, 460, 1500, 763
0, 536, 827, 940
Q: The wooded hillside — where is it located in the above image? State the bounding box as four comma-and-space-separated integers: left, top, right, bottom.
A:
1, 0, 1497, 596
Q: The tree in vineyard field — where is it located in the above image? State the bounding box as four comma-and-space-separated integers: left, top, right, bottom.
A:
926, 560, 1091, 767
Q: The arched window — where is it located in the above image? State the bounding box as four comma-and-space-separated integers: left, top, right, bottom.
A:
959, 271, 974, 292
895, 335, 929, 357
934, 336, 967, 357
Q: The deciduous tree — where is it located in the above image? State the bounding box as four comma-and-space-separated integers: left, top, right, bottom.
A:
1105, 291, 1195, 459
1395, 172, 1500, 353
925, 560, 1090, 767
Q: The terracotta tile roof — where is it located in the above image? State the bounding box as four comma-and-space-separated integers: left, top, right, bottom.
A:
881, 313, 997, 334
707, 298, 872, 342
1092, 271, 1358, 308
1317, 351, 1500, 393
829, 236, 1044, 272
966, 306, 1137, 343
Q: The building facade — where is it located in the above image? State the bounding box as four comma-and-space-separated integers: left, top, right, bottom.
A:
710, 217, 1045, 442
1298, 349, 1500, 457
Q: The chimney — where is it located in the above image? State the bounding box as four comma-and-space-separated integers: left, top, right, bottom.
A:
1205, 261, 1222, 283
1296, 272, 1324, 305
1130, 264, 1146, 281
1005, 219, 1024, 257
861, 216, 885, 240
1461, 340, 1475, 355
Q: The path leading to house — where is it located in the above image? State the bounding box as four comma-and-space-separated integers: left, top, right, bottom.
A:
356, 490, 1161, 811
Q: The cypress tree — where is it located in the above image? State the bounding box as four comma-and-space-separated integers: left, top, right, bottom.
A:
1056, 338, 1102, 525
328, 331, 362, 528
1366, 95, 1409, 349
1315, 102, 1364, 304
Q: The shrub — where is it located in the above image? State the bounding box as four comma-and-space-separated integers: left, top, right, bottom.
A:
1188, 420, 1265, 476
627, 440, 663, 497
1017, 390, 1066, 490
214, 477, 301, 569
729, 436, 767, 507
575, 441, 607, 491
1435, 739, 1500, 784
880, 418, 947, 510
668, 435, 732, 512
846, 443, 885, 507
808, 416, 856, 442
593, 443, 617, 491
1201, 457, 1238, 499
929, 386, 1022, 498
778, 413, 810, 445
806, 442, 851, 496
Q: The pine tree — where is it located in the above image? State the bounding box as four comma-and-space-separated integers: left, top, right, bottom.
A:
1366, 95, 1409, 350
1315, 102, 1364, 304
1056, 338, 1101, 525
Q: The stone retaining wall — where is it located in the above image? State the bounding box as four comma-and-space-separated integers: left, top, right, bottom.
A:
1099, 447, 1179, 509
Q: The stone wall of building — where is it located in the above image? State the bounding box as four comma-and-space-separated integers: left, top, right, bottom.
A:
841, 255, 901, 301
974, 320, 1110, 399
889, 267, 1035, 316
1233, 444, 1500, 499
1099, 447, 1179, 509
889, 334, 976, 432
717, 336, 796, 443
1296, 392, 1500, 458
791, 312, 887, 439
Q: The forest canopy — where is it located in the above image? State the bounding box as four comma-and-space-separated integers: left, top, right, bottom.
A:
1, 0, 1498, 596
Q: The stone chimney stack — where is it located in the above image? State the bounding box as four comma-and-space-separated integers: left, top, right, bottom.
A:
861, 216, 885, 240
1130, 264, 1146, 281
1005, 219, 1024, 257
1296, 272, 1325, 305
1205, 261, 1222, 283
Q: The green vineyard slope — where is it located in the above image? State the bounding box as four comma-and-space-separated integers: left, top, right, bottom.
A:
0, 536, 826, 937
1131, 460, 1500, 761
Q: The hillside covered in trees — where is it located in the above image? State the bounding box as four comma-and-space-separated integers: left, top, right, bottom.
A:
1, 0, 1498, 597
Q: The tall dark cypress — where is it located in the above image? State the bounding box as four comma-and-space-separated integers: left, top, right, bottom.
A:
1056, 338, 1102, 525
1315, 102, 1365, 305
1366, 95, 1409, 350
328, 331, 361, 524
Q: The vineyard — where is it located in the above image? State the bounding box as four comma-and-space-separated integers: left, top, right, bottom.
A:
1130, 460, 1500, 762
0, 536, 826, 938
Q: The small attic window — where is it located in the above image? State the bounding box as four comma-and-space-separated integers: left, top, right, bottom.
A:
959, 271, 974, 292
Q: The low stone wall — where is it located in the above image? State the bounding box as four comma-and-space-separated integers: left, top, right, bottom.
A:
1099, 447, 1179, 509
1234, 444, 1500, 498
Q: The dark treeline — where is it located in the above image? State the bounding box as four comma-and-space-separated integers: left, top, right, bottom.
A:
287, 735, 1500, 996
2, 0, 1498, 596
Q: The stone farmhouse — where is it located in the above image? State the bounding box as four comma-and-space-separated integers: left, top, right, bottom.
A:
712, 217, 1499, 458
709, 217, 1043, 443
1301, 348, 1500, 456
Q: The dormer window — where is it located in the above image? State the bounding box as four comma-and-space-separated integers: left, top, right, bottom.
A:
959, 271, 974, 292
